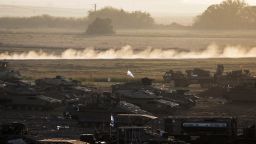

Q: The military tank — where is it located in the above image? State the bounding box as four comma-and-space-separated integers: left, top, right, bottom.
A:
198, 78, 256, 103
163, 68, 212, 88
224, 81, 256, 103
112, 78, 196, 115
214, 68, 256, 88
0, 61, 21, 82
163, 70, 188, 87
35, 76, 92, 100
164, 64, 256, 88
64, 92, 152, 127
0, 81, 61, 110
162, 89, 198, 109
35, 75, 80, 88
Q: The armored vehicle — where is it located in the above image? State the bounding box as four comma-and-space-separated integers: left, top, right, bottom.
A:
64, 93, 152, 127
164, 116, 237, 144
0, 122, 39, 144
162, 90, 198, 109
163, 68, 212, 87
112, 78, 196, 115
35, 76, 92, 100
0, 61, 21, 81
164, 64, 256, 88
224, 81, 256, 103
0, 81, 61, 110
215, 69, 256, 88
0, 94, 61, 110
199, 81, 256, 103
3, 81, 37, 96
0, 122, 27, 136
35, 75, 80, 88
163, 70, 188, 87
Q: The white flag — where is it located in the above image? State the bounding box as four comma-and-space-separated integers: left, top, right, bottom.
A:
127, 70, 135, 78
110, 114, 114, 127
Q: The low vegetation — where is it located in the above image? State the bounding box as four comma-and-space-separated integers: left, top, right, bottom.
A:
0, 7, 155, 30
0, 15, 88, 29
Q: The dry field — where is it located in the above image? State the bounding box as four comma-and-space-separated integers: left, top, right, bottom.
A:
0, 29, 256, 82
8, 58, 256, 83
1, 29, 256, 52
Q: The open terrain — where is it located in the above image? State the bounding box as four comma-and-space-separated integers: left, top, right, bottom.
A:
0, 28, 256, 82
1, 29, 256, 139
7, 58, 256, 83
1, 29, 256, 52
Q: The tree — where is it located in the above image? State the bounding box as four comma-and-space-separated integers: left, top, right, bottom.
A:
239, 6, 256, 28
87, 7, 155, 29
194, 0, 248, 29
86, 18, 115, 35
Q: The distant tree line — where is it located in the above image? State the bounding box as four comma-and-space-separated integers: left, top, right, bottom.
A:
0, 7, 155, 30
0, 15, 88, 29
2, 1, 256, 30
87, 7, 155, 28
194, 0, 256, 29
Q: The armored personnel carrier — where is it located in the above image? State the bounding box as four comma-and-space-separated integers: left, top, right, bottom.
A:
64, 92, 152, 127
0, 81, 61, 110
0, 61, 21, 81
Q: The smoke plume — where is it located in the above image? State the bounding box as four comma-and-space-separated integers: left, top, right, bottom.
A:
0, 44, 256, 59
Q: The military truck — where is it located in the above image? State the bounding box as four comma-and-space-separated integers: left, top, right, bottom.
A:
164, 116, 237, 144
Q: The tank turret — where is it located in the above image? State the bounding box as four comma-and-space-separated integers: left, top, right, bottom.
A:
0, 61, 21, 81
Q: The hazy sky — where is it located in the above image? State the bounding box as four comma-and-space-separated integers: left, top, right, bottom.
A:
1, 0, 256, 25
1, 0, 256, 16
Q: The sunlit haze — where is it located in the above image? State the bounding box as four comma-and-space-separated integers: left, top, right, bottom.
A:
1, 0, 256, 24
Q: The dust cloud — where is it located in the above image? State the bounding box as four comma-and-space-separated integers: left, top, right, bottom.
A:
0, 44, 256, 59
